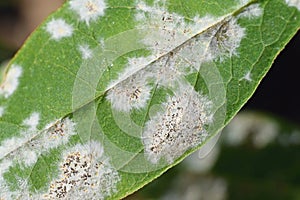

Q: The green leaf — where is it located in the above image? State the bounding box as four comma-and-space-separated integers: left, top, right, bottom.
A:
0, 0, 299, 199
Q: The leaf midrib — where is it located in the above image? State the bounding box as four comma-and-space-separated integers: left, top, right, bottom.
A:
0, 0, 256, 163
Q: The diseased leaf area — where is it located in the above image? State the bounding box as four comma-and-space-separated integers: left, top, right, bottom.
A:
0, 0, 299, 199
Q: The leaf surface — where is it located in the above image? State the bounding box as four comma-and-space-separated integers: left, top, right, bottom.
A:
0, 0, 299, 199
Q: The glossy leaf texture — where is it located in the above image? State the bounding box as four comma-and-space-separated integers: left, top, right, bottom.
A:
0, 0, 299, 199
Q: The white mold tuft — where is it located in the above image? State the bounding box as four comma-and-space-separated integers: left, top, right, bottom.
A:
0, 64, 22, 99
44, 141, 120, 199
238, 3, 263, 19
135, 1, 219, 57
22, 112, 40, 131
0, 159, 13, 181
144, 54, 189, 87
45, 18, 74, 40
202, 18, 246, 61
70, 0, 107, 25
285, 0, 300, 11
41, 117, 77, 149
0, 112, 39, 160
142, 82, 213, 164
0, 160, 13, 200
133, 1, 246, 75
241, 71, 252, 81
19, 149, 38, 167
78, 44, 93, 59
0, 106, 4, 117
106, 71, 152, 112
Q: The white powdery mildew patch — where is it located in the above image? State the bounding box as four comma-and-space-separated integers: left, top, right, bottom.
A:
44, 141, 120, 200
240, 71, 252, 81
0, 116, 76, 172
0, 113, 40, 198
238, 0, 252, 6
0, 64, 22, 99
69, 0, 107, 25
39, 117, 77, 150
0, 106, 4, 117
46, 19, 74, 40
6, 117, 75, 168
285, 0, 300, 11
135, 1, 219, 57
143, 18, 246, 86
18, 148, 39, 167
133, 1, 247, 78
106, 71, 152, 112
200, 18, 246, 62
111, 56, 154, 84
0, 174, 42, 200
0, 159, 13, 184
142, 51, 192, 87
238, 3, 263, 19
0, 117, 78, 200
0, 112, 40, 161
142, 82, 213, 164
22, 112, 40, 131
78, 44, 93, 59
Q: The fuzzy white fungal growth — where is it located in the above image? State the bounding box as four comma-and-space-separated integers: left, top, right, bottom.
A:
70, 0, 107, 25
0, 64, 22, 98
285, 0, 300, 11
0, 175, 39, 200
135, 1, 219, 57
0, 159, 12, 181
44, 141, 120, 199
0, 112, 39, 160
41, 117, 77, 149
0, 118, 78, 199
22, 112, 40, 131
46, 18, 73, 40
143, 19, 245, 87
238, 3, 263, 19
145, 54, 189, 87
238, 0, 252, 6
134, 1, 246, 78
0, 159, 13, 200
106, 72, 152, 112
19, 149, 38, 167
78, 44, 93, 59
113, 56, 154, 84
0, 138, 22, 160
0, 106, 4, 117
242, 71, 252, 81
203, 18, 246, 61
142, 82, 213, 164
